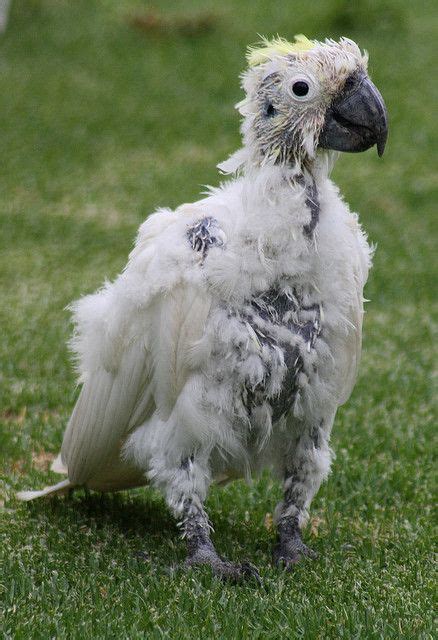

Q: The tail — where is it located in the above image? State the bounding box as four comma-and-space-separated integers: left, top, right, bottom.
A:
16, 450, 148, 499
16, 478, 74, 501
16, 453, 72, 501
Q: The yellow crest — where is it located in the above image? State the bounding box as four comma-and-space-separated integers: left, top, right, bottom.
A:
246, 34, 315, 67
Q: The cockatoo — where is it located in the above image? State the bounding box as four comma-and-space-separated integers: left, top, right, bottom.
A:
18, 35, 388, 581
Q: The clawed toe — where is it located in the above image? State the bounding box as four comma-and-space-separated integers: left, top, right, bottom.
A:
185, 551, 261, 584
303, 546, 318, 559
212, 559, 261, 584
273, 541, 317, 569
234, 560, 262, 584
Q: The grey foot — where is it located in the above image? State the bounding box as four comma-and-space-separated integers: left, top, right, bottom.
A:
186, 548, 261, 584
273, 538, 317, 570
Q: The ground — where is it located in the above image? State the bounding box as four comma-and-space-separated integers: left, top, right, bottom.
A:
0, 1, 436, 638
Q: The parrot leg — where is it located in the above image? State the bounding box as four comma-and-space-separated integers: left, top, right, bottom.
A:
181, 498, 261, 583
273, 426, 330, 569
273, 511, 317, 569
156, 454, 261, 583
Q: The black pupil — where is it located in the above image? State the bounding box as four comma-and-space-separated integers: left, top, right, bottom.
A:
293, 81, 309, 97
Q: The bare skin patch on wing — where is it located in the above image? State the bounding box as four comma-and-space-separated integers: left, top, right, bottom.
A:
187, 217, 226, 263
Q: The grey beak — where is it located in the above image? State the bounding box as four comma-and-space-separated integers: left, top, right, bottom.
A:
319, 73, 388, 156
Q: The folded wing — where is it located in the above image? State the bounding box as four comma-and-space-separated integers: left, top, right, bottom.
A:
60, 208, 211, 488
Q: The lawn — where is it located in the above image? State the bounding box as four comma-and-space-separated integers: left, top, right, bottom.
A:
0, 1, 436, 638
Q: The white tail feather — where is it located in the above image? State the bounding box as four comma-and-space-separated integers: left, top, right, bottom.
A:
16, 479, 73, 501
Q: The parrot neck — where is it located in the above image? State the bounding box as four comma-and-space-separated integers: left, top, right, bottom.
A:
216, 147, 340, 247
226, 150, 340, 250
217, 146, 338, 181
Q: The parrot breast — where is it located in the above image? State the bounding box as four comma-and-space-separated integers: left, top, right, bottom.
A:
236, 288, 322, 422
203, 285, 323, 451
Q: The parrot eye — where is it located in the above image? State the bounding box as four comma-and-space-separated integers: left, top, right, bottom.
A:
288, 75, 316, 102
292, 81, 309, 97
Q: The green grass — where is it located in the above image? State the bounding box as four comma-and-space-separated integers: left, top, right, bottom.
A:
1, 1, 437, 638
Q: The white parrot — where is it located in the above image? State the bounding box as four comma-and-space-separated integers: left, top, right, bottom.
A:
18, 35, 388, 581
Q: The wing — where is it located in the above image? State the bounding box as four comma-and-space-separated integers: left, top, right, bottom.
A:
61, 207, 212, 486
61, 342, 152, 484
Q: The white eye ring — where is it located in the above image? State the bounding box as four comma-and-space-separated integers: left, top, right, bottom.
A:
288, 75, 316, 101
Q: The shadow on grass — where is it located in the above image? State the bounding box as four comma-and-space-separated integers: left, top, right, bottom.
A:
45, 489, 172, 532
20, 482, 278, 567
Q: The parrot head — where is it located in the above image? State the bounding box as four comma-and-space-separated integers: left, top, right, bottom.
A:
238, 35, 388, 168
